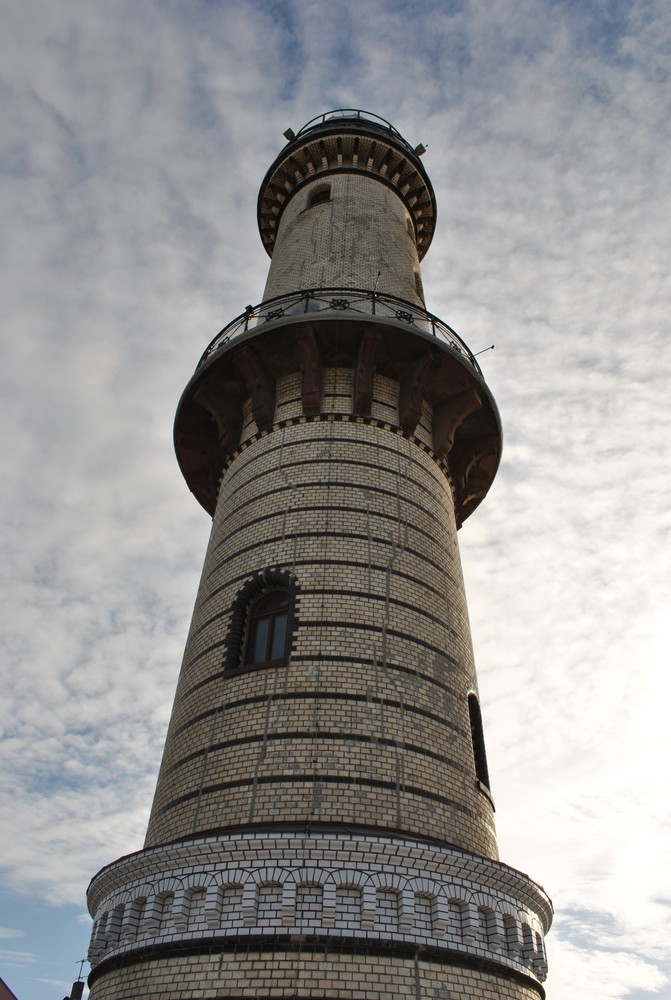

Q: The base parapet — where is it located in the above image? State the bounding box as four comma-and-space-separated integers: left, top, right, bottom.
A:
87, 828, 551, 996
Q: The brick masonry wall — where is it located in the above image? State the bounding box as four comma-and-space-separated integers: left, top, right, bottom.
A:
262, 174, 425, 306
144, 368, 496, 857
87, 830, 550, 999
89, 951, 545, 1000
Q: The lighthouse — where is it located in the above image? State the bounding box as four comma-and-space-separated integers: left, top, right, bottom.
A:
86, 109, 552, 999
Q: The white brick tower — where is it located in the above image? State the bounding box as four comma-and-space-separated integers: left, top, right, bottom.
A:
86, 110, 552, 1000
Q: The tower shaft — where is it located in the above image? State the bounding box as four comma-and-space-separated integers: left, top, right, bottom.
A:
86, 110, 551, 1000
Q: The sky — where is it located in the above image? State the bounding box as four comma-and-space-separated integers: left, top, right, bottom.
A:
1, 0, 669, 998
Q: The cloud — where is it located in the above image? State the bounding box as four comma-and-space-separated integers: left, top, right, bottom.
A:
549, 935, 668, 999
0, 948, 38, 969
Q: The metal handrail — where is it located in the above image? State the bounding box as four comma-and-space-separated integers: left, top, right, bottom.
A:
196, 287, 482, 375
293, 109, 412, 150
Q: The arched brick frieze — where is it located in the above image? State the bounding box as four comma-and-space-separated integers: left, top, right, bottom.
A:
86, 829, 551, 988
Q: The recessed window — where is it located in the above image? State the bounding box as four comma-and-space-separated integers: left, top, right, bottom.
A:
414, 269, 425, 303
307, 184, 331, 209
222, 570, 299, 673
468, 693, 491, 789
246, 591, 289, 665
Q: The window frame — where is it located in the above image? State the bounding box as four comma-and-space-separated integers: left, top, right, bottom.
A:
468, 693, 491, 790
222, 569, 299, 674
245, 590, 290, 667
306, 183, 331, 210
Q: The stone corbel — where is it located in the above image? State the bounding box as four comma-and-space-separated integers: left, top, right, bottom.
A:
294, 327, 322, 415
361, 885, 376, 928
205, 885, 223, 929
281, 883, 296, 926
433, 388, 482, 456
192, 382, 242, 454
175, 432, 223, 494
399, 350, 439, 433
322, 884, 336, 926
232, 346, 276, 431
120, 898, 145, 941
241, 882, 257, 926
449, 434, 498, 496
353, 330, 383, 416
462, 902, 479, 942
448, 433, 499, 525
171, 888, 190, 933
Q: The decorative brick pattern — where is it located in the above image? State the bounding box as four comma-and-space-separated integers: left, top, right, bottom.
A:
143, 369, 495, 856
257, 117, 436, 260
89, 951, 545, 1000
87, 830, 550, 998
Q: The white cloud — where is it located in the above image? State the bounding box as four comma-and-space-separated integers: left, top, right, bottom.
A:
0, 948, 38, 968
550, 936, 668, 999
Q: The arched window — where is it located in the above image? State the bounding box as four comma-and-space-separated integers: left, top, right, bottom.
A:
468, 693, 491, 789
245, 590, 290, 666
307, 184, 331, 209
222, 569, 299, 673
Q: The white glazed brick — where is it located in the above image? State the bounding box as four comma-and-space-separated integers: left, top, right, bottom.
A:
88, 830, 551, 984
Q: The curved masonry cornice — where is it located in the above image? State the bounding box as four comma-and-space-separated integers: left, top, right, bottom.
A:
257, 123, 436, 259
88, 830, 551, 985
174, 313, 502, 525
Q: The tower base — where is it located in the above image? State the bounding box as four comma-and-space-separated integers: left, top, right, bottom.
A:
87, 828, 550, 999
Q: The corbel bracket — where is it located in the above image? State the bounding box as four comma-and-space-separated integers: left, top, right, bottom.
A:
433, 387, 482, 456
294, 327, 322, 415
232, 346, 276, 431
353, 330, 383, 416
398, 349, 440, 433
192, 381, 243, 454
449, 433, 499, 525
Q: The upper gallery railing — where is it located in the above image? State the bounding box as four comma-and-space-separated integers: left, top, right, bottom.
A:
292, 109, 414, 151
197, 287, 482, 376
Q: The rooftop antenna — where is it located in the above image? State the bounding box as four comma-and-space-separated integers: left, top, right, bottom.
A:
63, 960, 87, 1000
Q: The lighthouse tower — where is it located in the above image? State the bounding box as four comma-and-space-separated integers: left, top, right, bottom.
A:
86, 110, 551, 1000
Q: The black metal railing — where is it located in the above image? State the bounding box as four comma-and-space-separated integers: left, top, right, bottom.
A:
293, 109, 413, 151
196, 287, 482, 375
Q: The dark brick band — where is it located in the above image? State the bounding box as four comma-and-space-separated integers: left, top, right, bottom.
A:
88, 935, 545, 999
152, 772, 476, 820
160, 730, 469, 779
167, 689, 467, 743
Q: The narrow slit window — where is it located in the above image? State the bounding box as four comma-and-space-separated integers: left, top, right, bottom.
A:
414, 269, 425, 303
468, 694, 491, 789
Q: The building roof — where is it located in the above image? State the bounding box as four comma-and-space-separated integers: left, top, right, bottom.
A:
0, 976, 20, 1000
